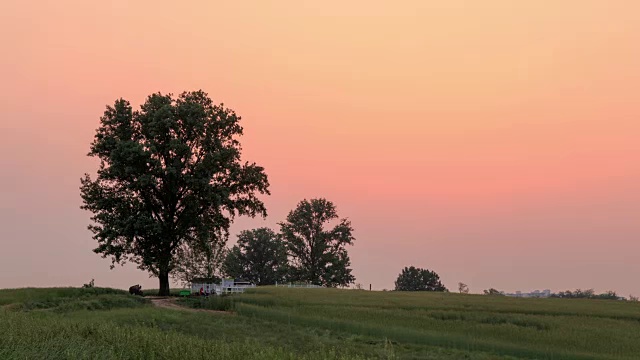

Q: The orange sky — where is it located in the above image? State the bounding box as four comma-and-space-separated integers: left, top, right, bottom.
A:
1, 1, 639, 295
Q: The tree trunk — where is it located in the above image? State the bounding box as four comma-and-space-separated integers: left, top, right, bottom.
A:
159, 270, 170, 296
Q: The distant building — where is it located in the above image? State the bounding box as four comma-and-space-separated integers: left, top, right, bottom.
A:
504, 289, 551, 298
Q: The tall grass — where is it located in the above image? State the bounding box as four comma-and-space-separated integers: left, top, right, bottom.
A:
230, 287, 640, 360
176, 295, 235, 311
0, 287, 147, 313
0, 287, 128, 306
0, 311, 365, 360
3, 286, 639, 359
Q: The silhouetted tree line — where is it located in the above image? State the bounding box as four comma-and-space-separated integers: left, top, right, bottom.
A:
183, 198, 357, 288
476, 287, 631, 300
550, 289, 620, 300
81, 91, 355, 295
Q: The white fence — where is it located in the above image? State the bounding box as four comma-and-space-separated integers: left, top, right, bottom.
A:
214, 284, 256, 295
191, 281, 256, 296
191, 281, 323, 295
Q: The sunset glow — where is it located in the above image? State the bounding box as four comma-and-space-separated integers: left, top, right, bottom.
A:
1, 0, 639, 295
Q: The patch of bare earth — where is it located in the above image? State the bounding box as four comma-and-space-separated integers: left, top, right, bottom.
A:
147, 297, 231, 314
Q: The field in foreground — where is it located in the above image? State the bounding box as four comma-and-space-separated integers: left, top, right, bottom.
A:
1, 287, 639, 359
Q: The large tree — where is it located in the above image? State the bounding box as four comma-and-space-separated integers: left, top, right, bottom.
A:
80, 91, 269, 295
280, 198, 355, 287
222, 228, 289, 285
394, 266, 447, 292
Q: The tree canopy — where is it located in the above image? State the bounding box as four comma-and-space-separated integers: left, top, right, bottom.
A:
80, 90, 269, 295
172, 234, 227, 287
280, 198, 355, 287
394, 266, 447, 292
222, 228, 288, 285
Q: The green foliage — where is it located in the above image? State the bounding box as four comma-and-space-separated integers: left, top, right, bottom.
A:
222, 228, 289, 285
394, 266, 447, 292
79, 90, 270, 295
280, 198, 355, 287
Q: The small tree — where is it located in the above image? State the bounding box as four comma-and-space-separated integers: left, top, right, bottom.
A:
483, 288, 503, 296
394, 266, 447, 292
82, 279, 95, 288
280, 198, 355, 287
458, 282, 469, 294
222, 228, 288, 285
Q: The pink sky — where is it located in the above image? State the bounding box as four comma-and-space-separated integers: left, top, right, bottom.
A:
1, 1, 639, 295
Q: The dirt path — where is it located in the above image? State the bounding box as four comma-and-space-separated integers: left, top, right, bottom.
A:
147, 296, 230, 314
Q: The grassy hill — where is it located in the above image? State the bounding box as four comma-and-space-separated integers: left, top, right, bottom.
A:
1, 287, 639, 359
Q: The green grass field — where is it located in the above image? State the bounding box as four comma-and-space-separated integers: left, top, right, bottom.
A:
2, 287, 639, 359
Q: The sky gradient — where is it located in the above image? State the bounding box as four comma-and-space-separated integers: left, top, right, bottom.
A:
1, 1, 639, 295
